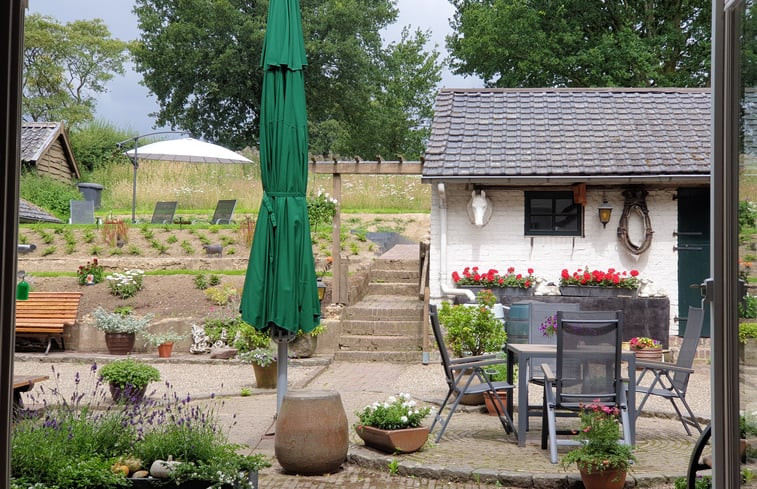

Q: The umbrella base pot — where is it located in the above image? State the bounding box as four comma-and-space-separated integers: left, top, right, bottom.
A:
275, 389, 348, 475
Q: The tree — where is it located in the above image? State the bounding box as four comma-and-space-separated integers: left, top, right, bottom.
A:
131, 0, 442, 158
446, 0, 711, 88
23, 14, 129, 127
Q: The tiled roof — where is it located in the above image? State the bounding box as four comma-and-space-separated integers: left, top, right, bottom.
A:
19, 198, 62, 224
21, 122, 64, 162
423, 88, 711, 179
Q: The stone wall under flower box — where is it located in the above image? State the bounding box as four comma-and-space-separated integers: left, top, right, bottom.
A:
500, 296, 670, 348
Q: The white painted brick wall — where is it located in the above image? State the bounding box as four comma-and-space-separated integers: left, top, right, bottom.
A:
430, 184, 681, 335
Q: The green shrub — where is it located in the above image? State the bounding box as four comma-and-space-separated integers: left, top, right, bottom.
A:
675, 475, 711, 489
740, 323, 757, 343
740, 295, 757, 319
99, 359, 160, 389
69, 120, 133, 172
19, 172, 82, 220
438, 290, 507, 357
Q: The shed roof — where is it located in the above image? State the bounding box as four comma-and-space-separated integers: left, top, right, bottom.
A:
21, 121, 80, 179
19, 198, 62, 224
423, 88, 711, 183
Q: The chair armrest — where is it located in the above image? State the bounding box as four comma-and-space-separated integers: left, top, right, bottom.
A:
540, 363, 556, 382
448, 353, 497, 365
449, 357, 507, 372
635, 360, 695, 374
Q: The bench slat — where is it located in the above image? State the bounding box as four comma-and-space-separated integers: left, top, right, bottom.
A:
14, 292, 83, 354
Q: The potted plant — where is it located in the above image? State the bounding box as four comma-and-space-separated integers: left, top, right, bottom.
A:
438, 289, 507, 404
560, 401, 636, 489
11, 365, 270, 488
482, 360, 517, 416
629, 336, 663, 364
91, 306, 154, 355
99, 358, 160, 402
239, 347, 278, 388
451, 265, 536, 300
559, 266, 640, 297
142, 329, 186, 358
289, 324, 326, 358
354, 393, 432, 454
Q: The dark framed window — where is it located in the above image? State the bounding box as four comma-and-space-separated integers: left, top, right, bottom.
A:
524, 191, 582, 236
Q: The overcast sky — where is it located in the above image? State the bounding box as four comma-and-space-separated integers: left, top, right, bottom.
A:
28, 0, 483, 137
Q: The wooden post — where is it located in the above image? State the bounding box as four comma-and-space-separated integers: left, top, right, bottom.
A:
331, 173, 343, 303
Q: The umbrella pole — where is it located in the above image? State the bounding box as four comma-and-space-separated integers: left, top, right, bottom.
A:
277, 341, 288, 412
131, 147, 138, 224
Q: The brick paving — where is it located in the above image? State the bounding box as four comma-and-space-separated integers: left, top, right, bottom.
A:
14, 354, 708, 489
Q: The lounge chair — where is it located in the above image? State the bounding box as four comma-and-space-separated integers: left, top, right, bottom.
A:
69, 200, 95, 224
151, 201, 178, 224
210, 199, 236, 224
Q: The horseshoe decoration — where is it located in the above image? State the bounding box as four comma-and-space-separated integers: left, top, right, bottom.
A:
617, 188, 654, 255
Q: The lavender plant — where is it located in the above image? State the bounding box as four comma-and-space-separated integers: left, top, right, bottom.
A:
12, 364, 269, 489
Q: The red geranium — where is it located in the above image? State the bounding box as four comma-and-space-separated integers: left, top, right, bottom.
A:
559, 266, 641, 290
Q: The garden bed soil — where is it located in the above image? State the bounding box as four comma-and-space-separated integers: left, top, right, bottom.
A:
18, 213, 429, 337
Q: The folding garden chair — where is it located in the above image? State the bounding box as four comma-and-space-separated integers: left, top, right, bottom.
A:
540, 310, 631, 463
428, 304, 516, 443
636, 305, 704, 435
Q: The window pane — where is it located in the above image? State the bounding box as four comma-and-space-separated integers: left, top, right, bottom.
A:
529, 215, 552, 230
530, 198, 553, 215
555, 198, 574, 214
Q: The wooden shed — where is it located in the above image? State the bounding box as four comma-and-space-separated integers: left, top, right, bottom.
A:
21, 122, 80, 183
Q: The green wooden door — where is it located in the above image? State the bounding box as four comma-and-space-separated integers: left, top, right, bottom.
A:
677, 187, 710, 337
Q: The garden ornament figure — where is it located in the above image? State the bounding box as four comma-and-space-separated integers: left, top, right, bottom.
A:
203, 244, 223, 257
189, 324, 212, 354
467, 190, 493, 227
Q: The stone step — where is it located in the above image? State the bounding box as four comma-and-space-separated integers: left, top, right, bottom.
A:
341, 319, 423, 336
339, 334, 421, 351
371, 257, 420, 271
366, 282, 419, 296
370, 269, 420, 283
343, 296, 423, 321
334, 350, 426, 363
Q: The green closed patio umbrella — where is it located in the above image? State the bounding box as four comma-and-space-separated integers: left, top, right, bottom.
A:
240, 0, 321, 411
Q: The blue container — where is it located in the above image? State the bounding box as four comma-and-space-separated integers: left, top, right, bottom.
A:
506, 302, 531, 344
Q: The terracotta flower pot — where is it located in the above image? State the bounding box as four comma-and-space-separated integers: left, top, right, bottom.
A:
157, 342, 174, 358
482, 390, 508, 416
578, 465, 627, 489
252, 361, 277, 388
634, 346, 663, 369
104, 332, 135, 355
355, 425, 430, 454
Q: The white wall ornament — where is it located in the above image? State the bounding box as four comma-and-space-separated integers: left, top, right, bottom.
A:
467, 190, 493, 227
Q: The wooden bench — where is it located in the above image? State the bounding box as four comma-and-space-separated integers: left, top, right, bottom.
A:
15, 292, 83, 354
12, 374, 49, 414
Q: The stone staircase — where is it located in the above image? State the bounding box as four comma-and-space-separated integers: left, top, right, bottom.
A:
335, 245, 426, 362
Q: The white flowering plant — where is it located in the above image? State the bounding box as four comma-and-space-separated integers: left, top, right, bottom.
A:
355, 393, 431, 430
106, 269, 145, 299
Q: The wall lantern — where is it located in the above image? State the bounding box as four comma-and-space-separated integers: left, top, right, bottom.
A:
598, 198, 613, 228
317, 279, 326, 302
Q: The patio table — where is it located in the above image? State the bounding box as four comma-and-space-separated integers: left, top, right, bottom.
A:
505, 343, 637, 447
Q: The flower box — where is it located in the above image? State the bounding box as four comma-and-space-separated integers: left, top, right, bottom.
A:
559, 286, 638, 298
355, 425, 429, 454
460, 285, 534, 301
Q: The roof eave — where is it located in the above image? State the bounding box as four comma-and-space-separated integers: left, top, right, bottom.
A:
420, 174, 711, 186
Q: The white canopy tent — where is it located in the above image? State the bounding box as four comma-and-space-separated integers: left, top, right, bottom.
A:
120, 136, 252, 222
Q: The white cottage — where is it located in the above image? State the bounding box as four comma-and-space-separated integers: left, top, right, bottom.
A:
422, 87, 711, 339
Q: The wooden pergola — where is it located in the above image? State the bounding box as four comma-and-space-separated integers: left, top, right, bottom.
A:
308, 157, 423, 303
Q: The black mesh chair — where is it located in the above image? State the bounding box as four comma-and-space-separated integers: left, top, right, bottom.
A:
636, 306, 704, 435
210, 199, 236, 224
150, 201, 177, 224
428, 304, 516, 443
540, 310, 631, 463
